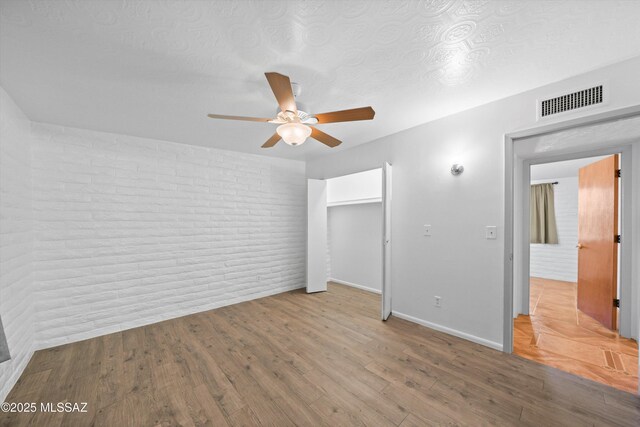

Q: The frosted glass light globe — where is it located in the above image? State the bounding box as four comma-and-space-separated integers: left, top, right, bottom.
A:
277, 123, 312, 146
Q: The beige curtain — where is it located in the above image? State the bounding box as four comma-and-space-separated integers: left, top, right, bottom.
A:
530, 183, 558, 244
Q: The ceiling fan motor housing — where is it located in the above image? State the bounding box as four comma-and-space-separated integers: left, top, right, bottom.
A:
286, 83, 318, 123
275, 101, 318, 124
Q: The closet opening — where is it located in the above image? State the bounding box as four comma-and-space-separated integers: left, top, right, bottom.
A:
307, 164, 392, 320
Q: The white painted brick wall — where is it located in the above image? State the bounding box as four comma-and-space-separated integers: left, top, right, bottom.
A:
0, 88, 36, 401
29, 123, 306, 348
1, 88, 306, 398
530, 177, 578, 283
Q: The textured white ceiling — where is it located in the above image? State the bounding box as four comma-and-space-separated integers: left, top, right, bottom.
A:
2, 0, 640, 160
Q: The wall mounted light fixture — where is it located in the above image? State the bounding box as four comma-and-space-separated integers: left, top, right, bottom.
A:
450, 164, 464, 176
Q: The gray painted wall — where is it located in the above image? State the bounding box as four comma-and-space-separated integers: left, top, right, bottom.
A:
328, 203, 382, 292
307, 56, 640, 349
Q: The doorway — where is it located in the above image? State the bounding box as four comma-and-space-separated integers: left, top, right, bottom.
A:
504, 110, 640, 395
513, 154, 638, 393
306, 163, 392, 320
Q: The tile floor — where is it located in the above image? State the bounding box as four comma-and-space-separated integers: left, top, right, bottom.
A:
514, 277, 638, 394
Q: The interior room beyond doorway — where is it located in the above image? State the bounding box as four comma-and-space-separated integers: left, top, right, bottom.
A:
514, 155, 638, 394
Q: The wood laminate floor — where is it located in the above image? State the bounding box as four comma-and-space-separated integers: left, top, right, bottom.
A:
515, 277, 638, 394
2, 282, 639, 426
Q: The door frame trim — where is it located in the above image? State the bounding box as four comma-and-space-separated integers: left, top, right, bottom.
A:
382, 162, 392, 320
503, 105, 640, 361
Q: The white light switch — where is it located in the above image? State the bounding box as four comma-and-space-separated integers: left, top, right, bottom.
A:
486, 226, 497, 239
424, 224, 432, 236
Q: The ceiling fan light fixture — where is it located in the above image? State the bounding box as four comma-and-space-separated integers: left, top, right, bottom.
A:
276, 122, 312, 146
208, 72, 374, 148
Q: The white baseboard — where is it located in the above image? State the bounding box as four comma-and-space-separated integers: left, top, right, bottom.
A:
329, 278, 381, 294
392, 311, 503, 351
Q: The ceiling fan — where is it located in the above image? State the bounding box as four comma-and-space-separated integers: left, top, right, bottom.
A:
207, 72, 375, 148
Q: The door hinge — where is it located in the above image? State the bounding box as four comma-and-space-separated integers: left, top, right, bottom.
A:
615, 234, 621, 243
614, 299, 620, 308
616, 169, 621, 178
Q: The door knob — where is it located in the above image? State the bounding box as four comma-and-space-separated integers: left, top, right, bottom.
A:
576, 243, 583, 249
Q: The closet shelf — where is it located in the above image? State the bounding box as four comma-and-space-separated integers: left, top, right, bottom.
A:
327, 197, 382, 207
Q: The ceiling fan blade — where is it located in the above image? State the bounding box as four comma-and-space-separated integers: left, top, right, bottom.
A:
261, 133, 281, 148
207, 114, 272, 122
265, 72, 297, 114
314, 106, 375, 124
310, 127, 342, 148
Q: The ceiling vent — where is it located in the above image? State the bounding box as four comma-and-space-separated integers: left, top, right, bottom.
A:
539, 85, 604, 119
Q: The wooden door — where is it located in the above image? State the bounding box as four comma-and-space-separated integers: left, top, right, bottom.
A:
577, 155, 618, 330
381, 162, 392, 320
307, 179, 328, 293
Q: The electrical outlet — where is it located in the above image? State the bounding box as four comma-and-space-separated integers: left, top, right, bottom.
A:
424, 224, 432, 236
486, 226, 497, 240
434, 296, 441, 308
